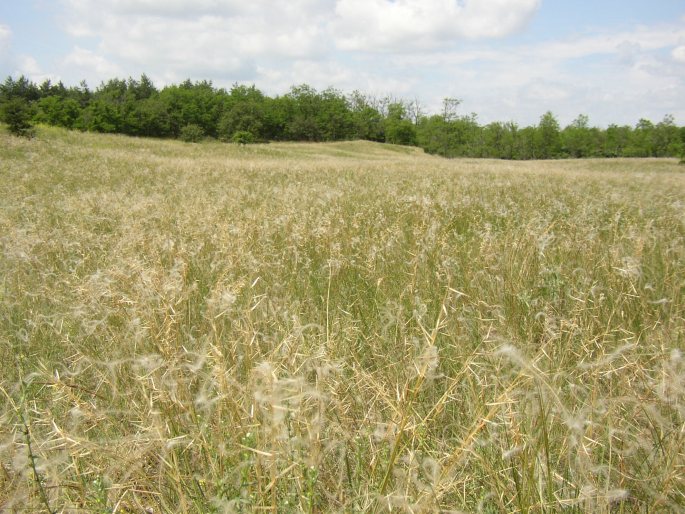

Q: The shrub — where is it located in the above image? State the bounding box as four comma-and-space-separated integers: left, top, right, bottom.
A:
231, 130, 255, 145
2, 97, 35, 138
179, 123, 204, 142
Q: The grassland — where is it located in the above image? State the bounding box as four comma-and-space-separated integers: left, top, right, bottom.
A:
1, 126, 684, 512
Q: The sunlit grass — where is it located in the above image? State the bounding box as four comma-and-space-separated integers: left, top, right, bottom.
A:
1, 125, 684, 512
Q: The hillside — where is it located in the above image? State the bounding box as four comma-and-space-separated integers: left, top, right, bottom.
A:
1, 126, 684, 512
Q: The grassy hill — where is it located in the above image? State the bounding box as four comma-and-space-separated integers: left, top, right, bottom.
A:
1, 126, 684, 512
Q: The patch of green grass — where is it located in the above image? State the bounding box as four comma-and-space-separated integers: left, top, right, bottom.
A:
1, 126, 684, 512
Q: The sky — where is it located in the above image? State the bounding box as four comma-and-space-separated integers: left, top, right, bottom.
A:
1, 0, 684, 127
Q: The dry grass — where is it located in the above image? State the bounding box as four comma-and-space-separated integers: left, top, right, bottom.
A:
1, 125, 684, 512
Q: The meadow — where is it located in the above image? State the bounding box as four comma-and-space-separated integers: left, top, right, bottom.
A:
0, 126, 683, 512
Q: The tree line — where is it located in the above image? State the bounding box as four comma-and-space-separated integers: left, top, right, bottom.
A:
2, 74, 684, 159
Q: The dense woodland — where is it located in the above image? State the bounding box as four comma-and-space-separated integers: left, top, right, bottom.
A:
2, 74, 684, 159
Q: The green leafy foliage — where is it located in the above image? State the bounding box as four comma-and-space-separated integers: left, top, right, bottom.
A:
231, 130, 256, 144
1, 74, 684, 159
535, 111, 561, 159
179, 123, 205, 142
161, 80, 226, 138
384, 102, 417, 146
1, 75, 40, 102
218, 86, 266, 141
2, 97, 36, 137
35, 96, 81, 129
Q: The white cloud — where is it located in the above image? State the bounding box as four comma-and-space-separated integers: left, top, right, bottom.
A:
673, 45, 685, 63
104, 0, 245, 17
256, 59, 416, 99
63, 0, 333, 55
59, 0, 336, 84
529, 25, 685, 62
13, 55, 60, 84
58, 0, 542, 85
333, 0, 541, 51
367, 20, 685, 126
0, 24, 11, 57
17, 55, 42, 76
62, 46, 123, 81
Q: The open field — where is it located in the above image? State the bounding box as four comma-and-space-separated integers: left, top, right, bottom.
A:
1, 126, 684, 512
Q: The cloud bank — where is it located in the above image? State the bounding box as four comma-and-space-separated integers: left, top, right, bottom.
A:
57, 0, 542, 84
1, 1, 684, 125
334, 0, 540, 50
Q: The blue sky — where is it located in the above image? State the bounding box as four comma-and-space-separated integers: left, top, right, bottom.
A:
1, 0, 684, 126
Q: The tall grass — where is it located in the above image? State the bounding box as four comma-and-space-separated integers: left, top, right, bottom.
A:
1, 125, 684, 512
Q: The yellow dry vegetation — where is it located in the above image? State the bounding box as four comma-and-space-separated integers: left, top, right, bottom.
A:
1, 126, 684, 512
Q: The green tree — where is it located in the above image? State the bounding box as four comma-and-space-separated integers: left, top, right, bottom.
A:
501, 122, 520, 160
348, 91, 384, 141
127, 74, 157, 101
261, 96, 289, 141
517, 126, 538, 159
78, 98, 121, 133
0, 75, 40, 102
417, 115, 450, 155
604, 124, 632, 157
160, 80, 226, 138
218, 85, 266, 142
71, 80, 92, 109
625, 119, 656, 157
318, 87, 354, 140
126, 97, 170, 137
218, 103, 263, 141
219, 84, 267, 141
283, 84, 323, 141
416, 98, 462, 156
535, 111, 561, 159
35, 96, 81, 129
2, 96, 35, 137
654, 114, 683, 157
38, 79, 68, 98
482, 122, 508, 158
441, 97, 461, 122
562, 114, 592, 158
453, 114, 481, 156
385, 102, 417, 146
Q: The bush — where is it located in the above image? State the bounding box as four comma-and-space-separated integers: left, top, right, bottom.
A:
2, 97, 35, 137
385, 119, 417, 146
179, 123, 204, 142
231, 130, 255, 145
